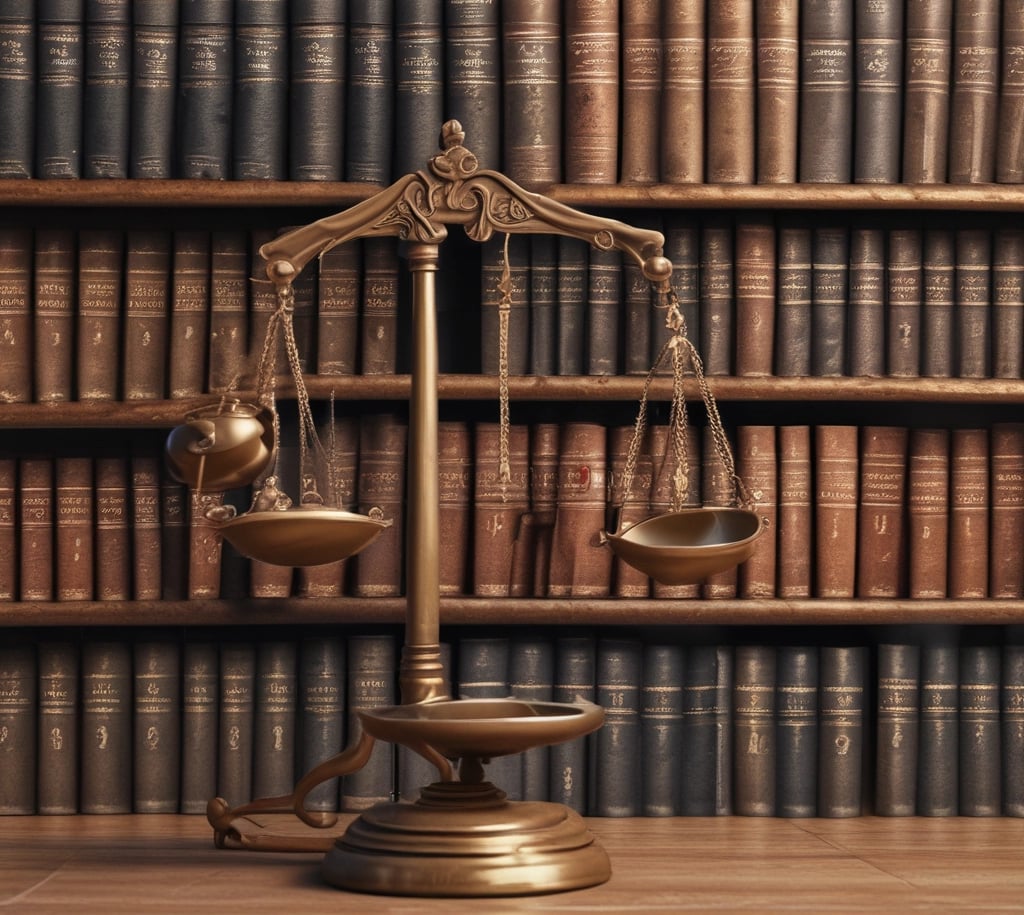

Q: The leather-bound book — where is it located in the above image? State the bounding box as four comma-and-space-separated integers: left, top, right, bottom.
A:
217, 641, 255, 807
989, 423, 1024, 598
316, 240, 360, 375
247, 228, 278, 368
775, 215, 812, 377
886, 226, 923, 377
131, 452, 163, 600
776, 644, 819, 817
702, 425, 739, 600
621, 0, 662, 184
0, 228, 32, 402
1002, 639, 1024, 816
81, 639, 132, 813
160, 465, 190, 600
847, 219, 886, 378
0, 643, 36, 814
168, 230, 211, 399
56, 456, 94, 600
948, 428, 989, 598
855, 425, 908, 598
659, 216, 698, 374
529, 235, 558, 375
76, 228, 123, 401
853, 0, 903, 183
510, 636, 555, 802
680, 643, 719, 815
130, 0, 178, 178
233, 0, 287, 179
393, 0, 443, 179
755, 0, 798, 183
799, 0, 854, 182
33, 228, 76, 402
177, 0, 233, 179
810, 225, 850, 377
922, 226, 955, 377
353, 413, 406, 597
734, 218, 776, 377
641, 641, 684, 816
0, 456, 14, 599
715, 644, 734, 815
907, 428, 950, 599
527, 423, 560, 597
549, 634, 595, 813
445, 0, 499, 172
123, 230, 171, 400
948, 0, 999, 184
564, 0, 620, 183
997, 3, 1024, 182
732, 644, 777, 816
661, 0, 704, 183
592, 637, 641, 816
608, 425, 651, 599
180, 639, 219, 814
902, 0, 952, 183
954, 227, 992, 379
587, 246, 622, 376
343, 632, 396, 810
917, 632, 959, 816
706, 0, 755, 183
19, 457, 54, 601
650, 424, 701, 599
37, 640, 79, 814
37, 0, 83, 178
133, 639, 181, 813
207, 230, 249, 393
547, 422, 611, 597
0, 2, 35, 178
84, 0, 130, 177
875, 643, 921, 816
993, 227, 1024, 379
959, 644, 1001, 815
817, 644, 866, 818
298, 635, 344, 811
437, 421, 472, 596
699, 214, 735, 376
481, 234, 530, 375
624, 257, 654, 376
814, 425, 859, 598
737, 425, 776, 599
359, 238, 400, 375
777, 425, 813, 598
556, 236, 587, 376
290, 0, 346, 181
473, 422, 529, 597
252, 640, 297, 799
345, 0, 393, 184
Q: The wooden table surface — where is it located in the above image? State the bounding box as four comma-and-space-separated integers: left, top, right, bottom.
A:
2, 814, 1023, 913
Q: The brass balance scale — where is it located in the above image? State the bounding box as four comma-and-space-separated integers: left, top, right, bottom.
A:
165, 121, 763, 897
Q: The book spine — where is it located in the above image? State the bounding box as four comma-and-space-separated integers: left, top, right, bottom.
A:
354, 413, 406, 597
814, 425, 859, 598
252, 640, 297, 799
444, 0, 500, 172
699, 215, 735, 376
661, 0, 704, 183
587, 246, 622, 375
989, 423, 1024, 598
623, 261, 653, 376
316, 241, 360, 375
706, 0, 755, 182
131, 453, 163, 600
0, 457, 15, 599
343, 633, 396, 809
0, 228, 33, 402
996, 1, 1024, 183
207, 230, 249, 393
168, 230, 211, 399
732, 644, 777, 816
921, 226, 955, 378
359, 238, 400, 374
56, 455, 94, 600
217, 641, 255, 807
993, 227, 1024, 379
902, 0, 952, 183
774, 216, 812, 376
180, 640, 219, 814
528, 423, 560, 597
810, 226, 850, 377
907, 428, 950, 598
659, 217, 699, 374
775, 644, 819, 817
510, 636, 555, 802
855, 425, 908, 598
33, 228, 76, 402
702, 425, 739, 599
133, 639, 181, 813
948, 428, 989, 598
0, 644, 36, 814
37, 0, 84, 178
480, 234, 530, 375
954, 227, 992, 379
737, 425, 777, 599
847, 220, 886, 377
19, 457, 54, 601
948, 0, 999, 183
556, 237, 587, 375
818, 644, 866, 817
651, 424, 702, 599
123, 230, 171, 400
681, 643, 718, 815
81, 639, 132, 813
959, 644, 1002, 815
1003, 640, 1024, 816
755, 0, 799, 183
875, 643, 921, 816
76, 228, 123, 401
188, 490, 225, 599
437, 421, 472, 596
917, 634, 959, 816
345, 0, 393, 183
621, 0, 662, 184
608, 425, 651, 598
130, 0, 179, 178
592, 637, 642, 816
394, 0, 444, 179
549, 635, 595, 813
83, 0, 130, 177
529, 235, 558, 375
734, 219, 776, 377
37, 641, 79, 814
886, 226, 923, 377
715, 644, 735, 815
853, 0, 903, 182
298, 635, 345, 811
777, 425, 813, 597
641, 641, 684, 816
0, 3, 35, 178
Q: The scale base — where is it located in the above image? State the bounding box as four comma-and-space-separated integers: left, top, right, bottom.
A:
321, 780, 611, 897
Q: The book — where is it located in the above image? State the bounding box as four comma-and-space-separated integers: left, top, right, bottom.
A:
736, 425, 777, 599
510, 636, 555, 803
207, 230, 250, 393
0, 227, 33, 403
343, 633, 396, 810
948, 0, 999, 184
83, 0, 130, 178
875, 643, 921, 816
527, 423, 560, 597
132, 451, 163, 600
755, 0, 799, 183
130, 0, 179, 178
996, 1, 1024, 183
847, 220, 886, 377
775, 644, 819, 817
817, 644, 866, 817
445, 0, 500, 172
233, 0, 288, 179
680, 643, 719, 815
359, 238, 400, 375
774, 215, 812, 376
902, 0, 952, 182
393, 0, 443, 179
549, 634, 595, 813
123, 230, 171, 400
529, 235, 558, 375
989, 423, 1024, 599
624, 253, 654, 376
608, 424, 651, 599
556, 236, 587, 375
133, 639, 181, 813
621, 0, 662, 184
917, 632, 959, 816
992, 227, 1024, 379
76, 228, 123, 401
702, 425, 739, 599
886, 226, 923, 377
715, 644, 735, 815
1003, 639, 1024, 816
36, 641, 79, 815
921, 226, 955, 378
345, 0, 394, 184
180, 639, 219, 814
799, 0, 854, 182
641, 641, 684, 816
587, 246, 622, 375
55, 455, 94, 600
699, 214, 735, 376
480, 234, 530, 375
297, 635, 344, 812
732, 644, 777, 816
217, 641, 255, 807
907, 428, 950, 599
661, 0, 704, 183
959, 644, 1001, 815
252, 640, 297, 799
706, 0, 755, 182
80, 639, 132, 813
289, 0, 346, 181
564, 0, 620, 183
776, 425, 813, 598
0, 643, 36, 814
316, 240, 360, 375
160, 465, 190, 600
437, 421, 472, 596
734, 218, 776, 377
855, 425, 908, 598
853, 0, 903, 182
0, 1, 35, 178
37, 0, 84, 178
592, 637, 642, 816
177, 0, 233, 179
948, 428, 989, 598
168, 230, 211, 399
33, 228, 76, 402
19, 457, 54, 601
954, 227, 992, 379
354, 414, 406, 598
655, 215, 697, 373
815, 425, 859, 598
810, 226, 850, 377
0, 456, 15, 599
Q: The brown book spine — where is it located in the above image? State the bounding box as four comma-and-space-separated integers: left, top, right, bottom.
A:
775, 216, 812, 376
624, 259, 654, 375
996, 1, 1024, 183
95, 455, 131, 600
706, 0, 755, 182
316, 240, 360, 375
587, 246, 622, 375
359, 238, 400, 375
246, 227, 279, 368
777, 425, 813, 598
288, 236, 317, 374
76, 228, 124, 401
160, 465, 189, 600
473, 422, 530, 597
856, 425, 908, 598
908, 428, 950, 599
56, 455, 94, 600
529, 422, 560, 597
37, 640, 79, 815
756, 0, 799, 182
737, 425, 777, 599
547, 422, 611, 597
207, 230, 249, 393
989, 423, 1024, 598
922, 226, 955, 377
0, 228, 32, 403
608, 424, 651, 599
354, 413, 406, 597
0, 643, 36, 814
993, 227, 1024, 379
19, 457, 54, 601
651, 424, 702, 599
33, 228, 76, 403
702, 424, 739, 599
80, 640, 132, 814
661, 0, 705, 183
122, 230, 170, 400
815, 425, 859, 598
948, 428, 989, 598
886, 226, 923, 378
168, 229, 211, 399
133, 640, 181, 813
734, 218, 776, 376
732, 644, 777, 816
902, 0, 952, 183
853, 0, 903, 183
621, 0, 662, 184
564, 0, 620, 183
954, 226, 992, 379
948, 0, 999, 184
437, 420, 472, 596
847, 220, 886, 377
0, 457, 14, 600
132, 452, 163, 600
699, 214, 734, 376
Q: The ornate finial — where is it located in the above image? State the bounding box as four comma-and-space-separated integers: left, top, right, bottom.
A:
431, 119, 478, 180
440, 119, 465, 150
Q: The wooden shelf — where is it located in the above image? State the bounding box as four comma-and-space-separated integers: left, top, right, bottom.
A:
4, 814, 1023, 913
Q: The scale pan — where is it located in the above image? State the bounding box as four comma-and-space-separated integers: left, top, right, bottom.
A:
604, 507, 763, 585
218, 507, 392, 567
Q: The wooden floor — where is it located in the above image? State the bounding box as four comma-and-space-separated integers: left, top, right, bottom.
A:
2, 814, 1023, 913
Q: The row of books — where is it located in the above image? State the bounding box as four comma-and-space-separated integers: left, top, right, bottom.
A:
7, 418, 1024, 603
3, 1, 1023, 186
2, 629, 1022, 817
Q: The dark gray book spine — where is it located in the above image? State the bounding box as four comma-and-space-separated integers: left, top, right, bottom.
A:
886, 226, 923, 378
592, 638, 642, 817
733, 644, 777, 816
445, 0, 500, 172
345, 0, 393, 183
549, 635, 595, 813
917, 636, 959, 816
699, 215, 734, 376
315, 232, 360, 376
681, 644, 718, 815
130, 0, 179, 177
393, 0, 442, 179
954, 227, 992, 379
133, 639, 181, 813
37, 0, 83, 177
921, 226, 955, 378
775, 216, 813, 376
510, 636, 555, 803
36, 641, 78, 814
641, 642, 684, 816
818, 645, 866, 817
81, 640, 132, 813
847, 220, 886, 377
875, 643, 921, 816
217, 641, 255, 807
298, 636, 345, 811
556, 236, 588, 375
180, 640, 219, 814
529, 234, 558, 376
715, 644, 734, 815
776, 645, 819, 817
252, 640, 297, 799
993, 228, 1024, 380
959, 644, 1001, 815
1003, 640, 1024, 816
359, 238, 400, 374
853, 0, 903, 182
0, 643, 36, 814
811, 226, 850, 377
0, 2, 35, 178
587, 246, 622, 376
343, 633, 396, 809
84, 0, 130, 177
